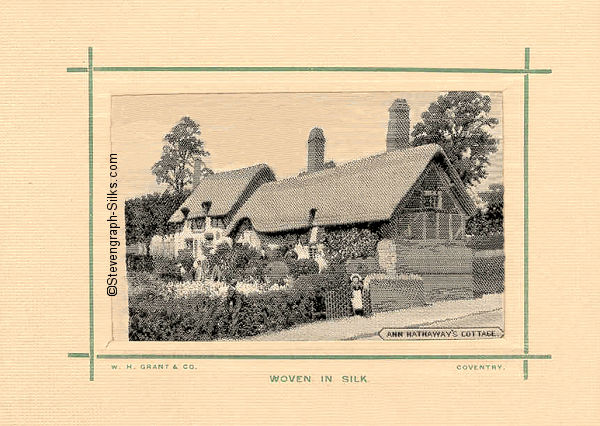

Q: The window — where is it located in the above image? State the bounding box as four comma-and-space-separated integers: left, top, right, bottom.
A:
402, 211, 462, 241
201, 201, 212, 215
309, 245, 317, 260
190, 217, 206, 231
212, 217, 226, 229
185, 239, 193, 250
422, 190, 442, 209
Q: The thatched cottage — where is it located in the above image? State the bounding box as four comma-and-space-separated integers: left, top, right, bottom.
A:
163, 99, 476, 271
151, 164, 275, 257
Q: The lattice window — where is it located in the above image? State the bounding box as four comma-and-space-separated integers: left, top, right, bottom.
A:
309, 245, 318, 260
212, 217, 226, 229
423, 190, 442, 209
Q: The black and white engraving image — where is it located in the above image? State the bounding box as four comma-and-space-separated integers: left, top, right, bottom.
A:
116, 92, 504, 341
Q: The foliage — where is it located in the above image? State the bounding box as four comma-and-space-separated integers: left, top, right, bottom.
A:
479, 183, 504, 205
261, 230, 310, 256
127, 271, 283, 300
129, 285, 318, 341
466, 199, 503, 237
473, 254, 504, 296
203, 243, 266, 283
320, 226, 379, 265
125, 190, 190, 249
151, 116, 213, 193
153, 256, 183, 281
286, 259, 319, 278
176, 249, 195, 280
127, 271, 171, 300
264, 247, 284, 260
264, 261, 290, 280
411, 91, 499, 186
126, 254, 154, 273
466, 233, 504, 250
344, 257, 381, 276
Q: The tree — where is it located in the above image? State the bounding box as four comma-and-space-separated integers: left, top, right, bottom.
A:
152, 116, 212, 193
125, 190, 190, 252
466, 199, 504, 237
411, 92, 499, 187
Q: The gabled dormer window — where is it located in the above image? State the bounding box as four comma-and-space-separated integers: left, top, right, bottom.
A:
201, 201, 212, 215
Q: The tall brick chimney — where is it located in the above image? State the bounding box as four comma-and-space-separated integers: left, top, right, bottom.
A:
386, 98, 411, 151
307, 127, 325, 173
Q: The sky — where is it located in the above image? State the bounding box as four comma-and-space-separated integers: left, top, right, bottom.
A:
112, 91, 503, 200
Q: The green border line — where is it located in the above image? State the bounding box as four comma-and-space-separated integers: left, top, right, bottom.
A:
66, 66, 551, 74
524, 48, 530, 358
97, 354, 551, 360
88, 47, 95, 382
522, 47, 531, 380
68, 353, 90, 358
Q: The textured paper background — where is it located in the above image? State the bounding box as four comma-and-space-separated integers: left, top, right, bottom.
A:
1, 1, 598, 424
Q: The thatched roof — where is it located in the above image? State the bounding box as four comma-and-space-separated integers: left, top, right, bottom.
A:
226, 144, 475, 234
169, 164, 275, 223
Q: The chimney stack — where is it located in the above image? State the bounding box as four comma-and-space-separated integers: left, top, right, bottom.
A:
307, 127, 325, 173
386, 99, 411, 152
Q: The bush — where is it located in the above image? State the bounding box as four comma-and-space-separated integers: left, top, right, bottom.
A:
260, 231, 309, 257
153, 256, 182, 281
204, 243, 264, 283
320, 226, 379, 265
177, 249, 195, 280
129, 285, 319, 341
286, 258, 319, 278
264, 260, 289, 281
264, 247, 283, 260
466, 234, 504, 250
466, 200, 503, 237
126, 254, 154, 273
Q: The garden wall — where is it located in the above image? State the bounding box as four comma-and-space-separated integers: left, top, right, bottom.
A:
376, 239, 475, 302
365, 274, 427, 313
420, 274, 474, 302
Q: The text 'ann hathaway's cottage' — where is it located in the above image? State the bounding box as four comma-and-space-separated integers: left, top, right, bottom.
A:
150, 99, 477, 279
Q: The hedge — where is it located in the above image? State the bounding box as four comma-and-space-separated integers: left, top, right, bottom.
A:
466, 233, 504, 250
129, 271, 358, 341
473, 254, 505, 296
286, 259, 319, 278
129, 285, 318, 341
126, 254, 154, 273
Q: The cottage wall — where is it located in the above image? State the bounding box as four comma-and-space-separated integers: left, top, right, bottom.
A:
376, 239, 474, 302
151, 217, 232, 259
